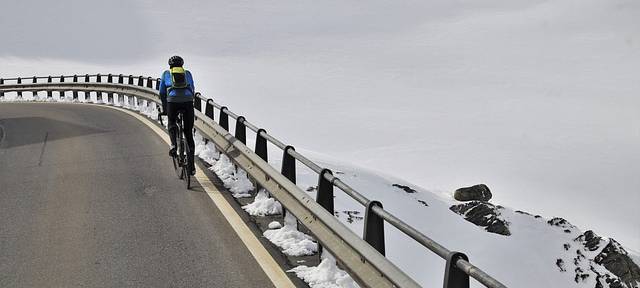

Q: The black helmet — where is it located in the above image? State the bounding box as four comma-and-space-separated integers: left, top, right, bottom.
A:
168, 55, 184, 67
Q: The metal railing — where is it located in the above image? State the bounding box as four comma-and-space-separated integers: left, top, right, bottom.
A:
0, 74, 507, 288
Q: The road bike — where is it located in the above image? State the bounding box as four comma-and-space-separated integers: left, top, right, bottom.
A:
171, 110, 192, 189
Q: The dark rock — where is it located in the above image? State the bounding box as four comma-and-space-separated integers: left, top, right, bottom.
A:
450, 201, 510, 236
454, 184, 492, 202
548, 217, 575, 229
557, 259, 566, 272
392, 184, 416, 193
567, 230, 640, 288
594, 239, 640, 287
575, 230, 603, 251
417, 200, 429, 207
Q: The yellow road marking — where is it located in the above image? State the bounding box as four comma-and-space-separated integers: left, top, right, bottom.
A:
99, 104, 296, 288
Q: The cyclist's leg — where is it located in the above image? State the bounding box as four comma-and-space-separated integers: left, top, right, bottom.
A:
166, 102, 179, 155
183, 101, 196, 174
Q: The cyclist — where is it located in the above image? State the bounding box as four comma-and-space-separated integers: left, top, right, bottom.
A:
159, 55, 196, 175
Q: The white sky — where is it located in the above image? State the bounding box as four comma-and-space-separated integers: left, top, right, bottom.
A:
1, 0, 638, 250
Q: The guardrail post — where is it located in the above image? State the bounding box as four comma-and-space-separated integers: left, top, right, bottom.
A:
138, 76, 144, 87
194, 93, 202, 112
72, 75, 78, 101
84, 74, 90, 102
316, 168, 335, 255
235, 116, 247, 144
47, 76, 53, 100
253, 128, 269, 194
107, 74, 114, 104
364, 201, 385, 255
219, 106, 229, 131
156, 78, 161, 90
282, 146, 296, 184
117, 74, 124, 105
16, 77, 23, 99
255, 129, 268, 162
444, 252, 470, 288
282, 145, 297, 226
316, 169, 334, 214
126, 75, 134, 105
46, 76, 52, 99
32, 76, 38, 100
96, 74, 102, 102
146, 77, 153, 89
205, 99, 214, 119
0, 78, 4, 99
59, 75, 65, 100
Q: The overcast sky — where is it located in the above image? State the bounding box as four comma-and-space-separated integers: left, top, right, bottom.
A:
1, 0, 638, 250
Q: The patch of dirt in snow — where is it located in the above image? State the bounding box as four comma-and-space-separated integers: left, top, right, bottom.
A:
335, 210, 363, 224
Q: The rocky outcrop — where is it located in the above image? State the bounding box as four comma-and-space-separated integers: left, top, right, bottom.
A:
547, 217, 577, 233
595, 238, 640, 287
557, 230, 640, 288
454, 184, 492, 202
450, 201, 510, 236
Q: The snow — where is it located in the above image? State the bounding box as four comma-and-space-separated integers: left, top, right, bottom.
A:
208, 154, 253, 198
268, 221, 282, 230
289, 255, 359, 288
266, 152, 640, 288
242, 189, 283, 216
263, 223, 318, 257
194, 134, 219, 164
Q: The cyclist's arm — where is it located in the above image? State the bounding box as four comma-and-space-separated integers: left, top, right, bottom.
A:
187, 71, 195, 95
159, 71, 168, 112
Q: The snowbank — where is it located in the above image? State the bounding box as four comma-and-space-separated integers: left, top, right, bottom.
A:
263, 223, 318, 256
208, 154, 253, 198
242, 189, 283, 216
289, 256, 359, 288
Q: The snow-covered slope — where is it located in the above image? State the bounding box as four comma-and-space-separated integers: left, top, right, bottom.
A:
191, 128, 640, 288
291, 158, 640, 288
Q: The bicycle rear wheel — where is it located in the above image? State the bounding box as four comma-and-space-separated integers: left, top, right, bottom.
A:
183, 134, 191, 189
178, 137, 185, 180
172, 130, 182, 178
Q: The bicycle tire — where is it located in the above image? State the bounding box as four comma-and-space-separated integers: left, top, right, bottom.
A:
184, 165, 190, 189
173, 128, 182, 178
178, 148, 185, 180
184, 133, 192, 189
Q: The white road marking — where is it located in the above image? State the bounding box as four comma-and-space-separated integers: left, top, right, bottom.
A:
99, 104, 297, 288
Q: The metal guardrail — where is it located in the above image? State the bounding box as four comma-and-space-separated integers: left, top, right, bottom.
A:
0, 75, 508, 288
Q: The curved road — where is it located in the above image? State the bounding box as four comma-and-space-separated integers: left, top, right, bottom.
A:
0, 103, 275, 287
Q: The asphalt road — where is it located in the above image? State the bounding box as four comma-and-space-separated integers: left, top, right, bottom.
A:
0, 103, 275, 287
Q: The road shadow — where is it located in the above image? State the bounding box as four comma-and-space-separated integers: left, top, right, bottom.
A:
0, 117, 109, 149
